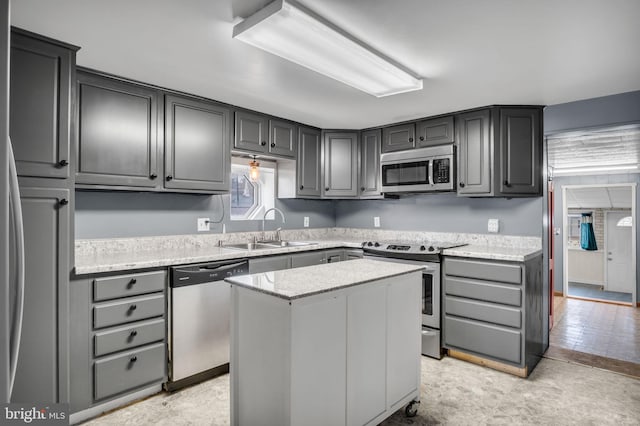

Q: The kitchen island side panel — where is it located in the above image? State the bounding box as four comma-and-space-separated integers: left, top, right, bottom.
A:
524, 254, 545, 372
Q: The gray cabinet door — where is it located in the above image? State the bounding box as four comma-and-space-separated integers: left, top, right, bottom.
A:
417, 116, 454, 147
268, 119, 296, 158
11, 187, 69, 403
499, 108, 541, 196
297, 126, 322, 197
359, 129, 382, 198
10, 31, 75, 179
323, 131, 358, 198
290, 251, 326, 268
234, 110, 267, 153
249, 255, 291, 274
381, 123, 415, 153
456, 109, 491, 195
164, 95, 230, 192
76, 72, 160, 188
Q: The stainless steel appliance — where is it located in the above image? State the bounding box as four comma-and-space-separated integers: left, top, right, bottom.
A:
380, 145, 455, 193
167, 259, 249, 390
361, 240, 466, 359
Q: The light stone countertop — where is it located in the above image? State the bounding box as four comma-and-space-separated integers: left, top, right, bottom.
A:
442, 244, 542, 262
225, 258, 423, 300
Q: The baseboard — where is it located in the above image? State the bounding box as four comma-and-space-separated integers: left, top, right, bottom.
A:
447, 349, 528, 378
554, 291, 564, 296
566, 295, 634, 307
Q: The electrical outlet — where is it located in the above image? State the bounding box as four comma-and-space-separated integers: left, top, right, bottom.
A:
197, 217, 210, 232
488, 218, 499, 233
374, 217, 380, 228
303, 216, 310, 227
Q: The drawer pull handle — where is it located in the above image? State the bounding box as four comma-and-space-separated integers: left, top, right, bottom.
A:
128, 278, 137, 287
130, 356, 138, 363
58, 159, 69, 167
130, 330, 138, 337
129, 304, 137, 311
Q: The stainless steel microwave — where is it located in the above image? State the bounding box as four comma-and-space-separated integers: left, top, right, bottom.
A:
380, 145, 455, 193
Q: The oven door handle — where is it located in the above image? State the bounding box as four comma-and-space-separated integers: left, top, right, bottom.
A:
422, 329, 438, 337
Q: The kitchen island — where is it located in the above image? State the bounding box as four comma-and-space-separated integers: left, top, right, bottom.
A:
226, 259, 424, 426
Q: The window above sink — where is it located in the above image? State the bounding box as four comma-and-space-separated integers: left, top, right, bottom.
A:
230, 156, 276, 221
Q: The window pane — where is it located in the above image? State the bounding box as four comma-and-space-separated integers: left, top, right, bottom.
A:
230, 173, 256, 217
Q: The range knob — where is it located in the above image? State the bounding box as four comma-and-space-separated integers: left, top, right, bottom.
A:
428, 246, 435, 252
367, 241, 373, 247
420, 245, 426, 251
374, 242, 380, 247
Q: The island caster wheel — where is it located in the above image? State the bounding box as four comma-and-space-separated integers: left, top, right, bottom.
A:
405, 399, 420, 417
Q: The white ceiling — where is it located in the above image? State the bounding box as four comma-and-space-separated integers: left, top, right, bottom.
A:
11, 0, 640, 129
566, 186, 632, 209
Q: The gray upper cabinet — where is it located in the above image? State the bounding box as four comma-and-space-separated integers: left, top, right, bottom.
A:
268, 119, 296, 158
323, 131, 358, 198
297, 126, 322, 198
456, 109, 491, 195
234, 110, 268, 153
416, 116, 454, 147
359, 129, 382, 198
456, 106, 542, 197
381, 123, 415, 153
165, 95, 230, 193
498, 108, 541, 195
10, 29, 77, 179
76, 72, 160, 189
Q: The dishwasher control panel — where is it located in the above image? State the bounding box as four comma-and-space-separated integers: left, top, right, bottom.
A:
170, 260, 249, 287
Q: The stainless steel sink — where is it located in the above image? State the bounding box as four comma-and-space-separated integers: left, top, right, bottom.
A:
221, 242, 275, 251
258, 240, 318, 248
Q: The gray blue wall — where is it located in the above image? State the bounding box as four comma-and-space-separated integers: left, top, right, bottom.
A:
75, 191, 335, 239
335, 193, 543, 236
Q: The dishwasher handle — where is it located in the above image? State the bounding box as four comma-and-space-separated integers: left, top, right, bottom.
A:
171, 260, 249, 287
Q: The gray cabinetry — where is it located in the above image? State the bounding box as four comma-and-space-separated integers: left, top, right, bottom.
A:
359, 129, 382, 198
382, 123, 415, 152
325, 249, 344, 263
69, 270, 167, 415
248, 254, 291, 274
234, 110, 267, 153
323, 131, 358, 198
416, 116, 454, 147
269, 119, 296, 158
456, 106, 542, 197
10, 29, 77, 179
443, 255, 544, 376
296, 126, 322, 197
76, 71, 160, 189
290, 250, 326, 268
165, 95, 230, 192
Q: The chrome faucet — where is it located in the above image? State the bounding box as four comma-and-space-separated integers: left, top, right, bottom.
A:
262, 207, 286, 241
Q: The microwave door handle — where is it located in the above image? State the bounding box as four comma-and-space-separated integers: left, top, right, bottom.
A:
428, 160, 434, 186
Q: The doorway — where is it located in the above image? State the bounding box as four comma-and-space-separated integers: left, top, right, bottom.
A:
561, 184, 636, 306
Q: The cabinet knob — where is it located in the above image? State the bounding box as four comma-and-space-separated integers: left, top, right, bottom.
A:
504, 180, 511, 187
261, 141, 267, 146
166, 175, 173, 181
361, 187, 365, 191
325, 187, 330, 191
299, 185, 304, 190
129, 304, 137, 311
419, 136, 425, 141
128, 278, 137, 288
459, 182, 465, 188
59, 199, 69, 206
270, 142, 276, 148
130, 356, 138, 363
130, 330, 138, 337
150, 173, 158, 180
58, 159, 69, 167
409, 137, 414, 143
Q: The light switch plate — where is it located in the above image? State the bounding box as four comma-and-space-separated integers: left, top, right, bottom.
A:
197, 217, 210, 232
374, 217, 381, 228
303, 216, 310, 227
488, 218, 499, 233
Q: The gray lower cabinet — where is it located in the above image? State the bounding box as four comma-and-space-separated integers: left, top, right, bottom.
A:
164, 95, 230, 192
69, 270, 167, 414
344, 249, 364, 260
359, 129, 382, 198
248, 248, 359, 274
296, 126, 322, 197
248, 254, 291, 274
382, 123, 415, 152
10, 29, 77, 179
456, 106, 542, 197
442, 255, 545, 375
11, 185, 70, 403
322, 131, 358, 198
325, 249, 344, 264
416, 116, 454, 147
290, 250, 326, 268
76, 71, 160, 189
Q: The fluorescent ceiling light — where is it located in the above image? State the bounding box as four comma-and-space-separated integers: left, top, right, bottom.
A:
232, 0, 423, 97
552, 164, 639, 175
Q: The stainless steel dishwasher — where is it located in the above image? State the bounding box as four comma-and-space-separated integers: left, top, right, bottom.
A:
167, 259, 249, 391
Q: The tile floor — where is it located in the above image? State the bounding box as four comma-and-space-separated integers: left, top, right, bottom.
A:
568, 282, 632, 304
549, 296, 640, 364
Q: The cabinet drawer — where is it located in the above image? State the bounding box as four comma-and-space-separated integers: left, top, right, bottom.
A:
94, 343, 165, 400
94, 319, 165, 357
94, 294, 164, 329
445, 296, 521, 328
93, 270, 165, 302
444, 316, 521, 364
445, 258, 522, 284
444, 276, 521, 306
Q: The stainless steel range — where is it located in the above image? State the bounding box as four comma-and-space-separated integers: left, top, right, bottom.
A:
361, 240, 466, 359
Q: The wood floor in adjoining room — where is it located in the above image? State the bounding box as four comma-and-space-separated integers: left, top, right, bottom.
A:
546, 296, 640, 377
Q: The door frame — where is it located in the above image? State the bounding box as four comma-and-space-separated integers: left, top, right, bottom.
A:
604, 209, 636, 302
561, 183, 637, 305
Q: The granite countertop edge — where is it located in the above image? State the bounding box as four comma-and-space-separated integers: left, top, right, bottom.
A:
442, 245, 542, 262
